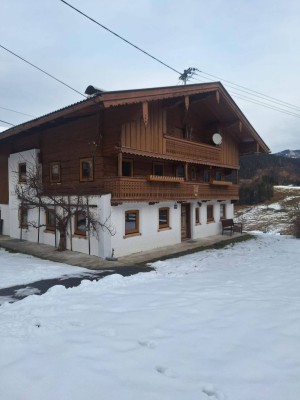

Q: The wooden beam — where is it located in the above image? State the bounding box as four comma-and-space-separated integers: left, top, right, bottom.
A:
216, 90, 220, 104
142, 102, 149, 126
184, 95, 190, 111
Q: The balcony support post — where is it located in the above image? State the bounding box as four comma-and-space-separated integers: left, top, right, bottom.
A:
118, 152, 123, 177
184, 163, 189, 181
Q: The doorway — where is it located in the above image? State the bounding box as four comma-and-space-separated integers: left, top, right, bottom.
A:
181, 203, 191, 241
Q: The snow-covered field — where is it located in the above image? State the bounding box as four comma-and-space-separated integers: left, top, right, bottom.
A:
1, 234, 300, 400
236, 185, 300, 234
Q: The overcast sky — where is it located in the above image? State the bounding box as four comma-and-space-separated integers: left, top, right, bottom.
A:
1, 0, 300, 153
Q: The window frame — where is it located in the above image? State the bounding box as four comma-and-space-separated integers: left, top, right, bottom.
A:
18, 163, 27, 183
49, 162, 61, 183
158, 207, 170, 230
80, 157, 94, 182
207, 205, 214, 222
122, 159, 134, 177
125, 210, 139, 235
45, 209, 56, 231
153, 162, 164, 177
220, 204, 226, 220
19, 206, 28, 229
74, 211, 87, 236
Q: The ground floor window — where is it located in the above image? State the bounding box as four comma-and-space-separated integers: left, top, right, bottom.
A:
207, 205, 214, 222
159, 207, 170, 229
46, 209, 56, 231
19, 207, 28, 228
220, 204, 226, 219
125, 210, 139, 235
195, 207, 200, 224
74, 211, 87, 236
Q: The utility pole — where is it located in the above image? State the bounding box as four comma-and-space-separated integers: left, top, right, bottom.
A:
179, 67, 198, 85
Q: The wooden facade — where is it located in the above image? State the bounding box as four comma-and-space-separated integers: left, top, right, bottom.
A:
0, 83, 269, 205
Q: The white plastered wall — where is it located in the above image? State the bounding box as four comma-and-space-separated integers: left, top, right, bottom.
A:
111, 200, 234, 257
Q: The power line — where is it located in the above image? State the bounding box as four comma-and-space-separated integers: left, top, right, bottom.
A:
59, 0, 182, 76
0, 44, 87, 99
0, 119, 14, 126
195, 71, 300, 112
59, 0, 300, 117
0, 106, 35, 118
190, 76, 300, 119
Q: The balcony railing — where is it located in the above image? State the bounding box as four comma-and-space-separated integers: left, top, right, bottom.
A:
164, 135, 221, 163
104, 177, 239, 202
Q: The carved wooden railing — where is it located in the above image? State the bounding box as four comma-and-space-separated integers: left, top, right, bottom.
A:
103, 177, 239, 202
164, 135, 221, 163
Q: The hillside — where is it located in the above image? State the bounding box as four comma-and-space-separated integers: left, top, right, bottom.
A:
240, 153, 300, 183
235, 185, 300, 235
275, 149, 300, 159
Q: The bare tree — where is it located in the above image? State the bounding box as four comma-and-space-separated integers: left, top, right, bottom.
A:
14, 160, 115, 251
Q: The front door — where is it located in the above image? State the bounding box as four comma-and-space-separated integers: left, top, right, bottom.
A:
181, 203, 191, 241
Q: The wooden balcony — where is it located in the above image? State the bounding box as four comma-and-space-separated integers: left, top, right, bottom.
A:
164, 135, 221, 163
104, 177, 239, 202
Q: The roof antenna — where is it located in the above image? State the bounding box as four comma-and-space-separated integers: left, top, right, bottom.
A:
179, 67, 199, 85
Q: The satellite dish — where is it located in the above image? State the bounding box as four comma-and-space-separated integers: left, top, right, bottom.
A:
212, 133, 222, 145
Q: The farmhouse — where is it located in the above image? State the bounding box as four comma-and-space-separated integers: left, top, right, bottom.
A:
0, 83, 269, 258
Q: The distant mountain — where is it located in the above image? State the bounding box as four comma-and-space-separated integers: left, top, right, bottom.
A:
275, 149, 300, 159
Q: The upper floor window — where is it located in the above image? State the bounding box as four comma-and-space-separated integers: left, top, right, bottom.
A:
204, 170, 211, 183
215, 170, 223, 181
153, 162, 164, 176
220, 204, 226, 219
207, 205, 214, 222
190, 166, 196, 181
46, 209, 56, 231
159, 207, 170, 229
125, 210, 139, 235
74, 211, 87, 236
122, 159, 133, 177
50, 162, 61, 183
176, 164, 185, 178
18, 163, 27, 183
80, 158, 93, 182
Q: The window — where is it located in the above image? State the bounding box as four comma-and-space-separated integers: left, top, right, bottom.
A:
80, 158, 94, 182
19, 207, 28, 228
18, 163, 26, 183
204, 170, 211, 183
46, 210, 56, 231
122, 159, 133, 177
220, 204, 226, 219
215, 170, 223, 181
190, 166, 196, 181
176, 164, 185, 178
153, 162, 164, 176
195, 207, 200, 224
125, 210, 139, 235
159, 207, 170, 229
207, 205, 214, 222
74, 211, 86, 236
50, 162, 61, 183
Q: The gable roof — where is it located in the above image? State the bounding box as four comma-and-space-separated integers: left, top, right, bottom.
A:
0, 82, 270, 153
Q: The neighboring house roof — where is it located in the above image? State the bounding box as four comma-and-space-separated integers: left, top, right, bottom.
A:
0, 82, 270, 153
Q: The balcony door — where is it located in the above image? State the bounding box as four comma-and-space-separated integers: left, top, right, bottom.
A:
181, 203, 191, 241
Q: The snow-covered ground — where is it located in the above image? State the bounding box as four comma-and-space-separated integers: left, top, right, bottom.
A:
1, 233, 300, 400
0, 248, 95, 290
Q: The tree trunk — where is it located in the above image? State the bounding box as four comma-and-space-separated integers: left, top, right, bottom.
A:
57, 229, 67, 251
